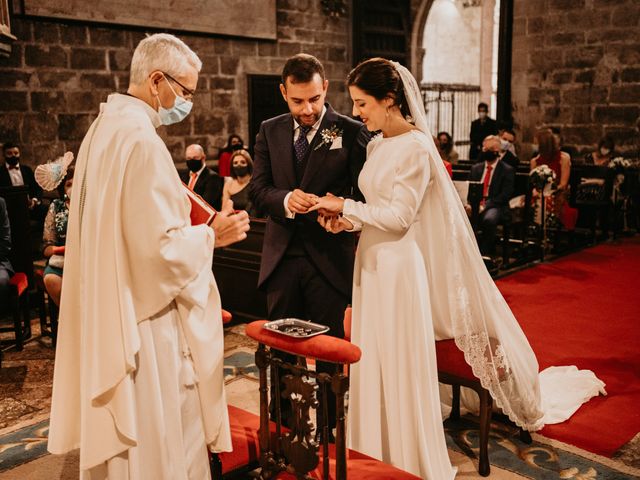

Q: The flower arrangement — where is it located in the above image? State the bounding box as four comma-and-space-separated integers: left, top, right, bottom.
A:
314, 125, 343, 150
529, 164, 556, 191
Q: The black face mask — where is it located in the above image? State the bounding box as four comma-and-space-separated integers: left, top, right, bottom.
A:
186, 159, 203, 173
5, 156, 19, 166
231, 143, 243, 151
481, 150, 500, 162
233, 166, 249, 177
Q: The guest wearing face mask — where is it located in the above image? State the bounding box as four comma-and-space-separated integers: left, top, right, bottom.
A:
469, 103, 499, 162
217, 134, 245, 177
437, 131, 459, 165
221, 149, 260, 217
468, 135, 515, 257
499, 128, 520, 169
35, 155, 75, 307
182, 143, 224, 210
586, 136, 615, 166
1, 141, 43, 210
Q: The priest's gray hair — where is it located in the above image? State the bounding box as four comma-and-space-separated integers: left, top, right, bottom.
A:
129, 33, 202, 86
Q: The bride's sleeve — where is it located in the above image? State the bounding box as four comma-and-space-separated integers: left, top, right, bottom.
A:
342, 147, 430, 233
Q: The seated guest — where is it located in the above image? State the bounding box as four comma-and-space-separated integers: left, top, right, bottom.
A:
585, 136, 615, 166
437, 131, 459, 164
217, 134, 245, 177
0, 197, 13, 313
182, 143, 224, 210
432, 135, 454, 178
499, 128, 520, 169
531, 128, 577, 230
1, 141, 43, 210
36, 154, 74, 306
468, 135, 515, 257
222, 149, 259, 216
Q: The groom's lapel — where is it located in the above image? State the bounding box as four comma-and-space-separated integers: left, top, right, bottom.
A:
301, 104, 338, 190
275, 114, 297, 189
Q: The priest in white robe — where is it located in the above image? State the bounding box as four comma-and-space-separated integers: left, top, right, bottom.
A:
47, 33, 250, 480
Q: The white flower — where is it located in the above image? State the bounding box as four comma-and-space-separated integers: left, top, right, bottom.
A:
314, 125, 343, 151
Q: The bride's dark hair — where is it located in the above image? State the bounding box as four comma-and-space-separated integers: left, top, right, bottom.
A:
347, 58, 410, 118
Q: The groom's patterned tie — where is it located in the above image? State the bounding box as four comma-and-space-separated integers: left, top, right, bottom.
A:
294, 125, 311, 164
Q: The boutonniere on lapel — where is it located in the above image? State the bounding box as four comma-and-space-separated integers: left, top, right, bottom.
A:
314, 125, 343, 151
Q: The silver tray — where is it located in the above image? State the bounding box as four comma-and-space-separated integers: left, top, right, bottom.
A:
263, 318, 329, 338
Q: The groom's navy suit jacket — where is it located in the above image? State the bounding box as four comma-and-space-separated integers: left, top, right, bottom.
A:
249, 104, 370, 298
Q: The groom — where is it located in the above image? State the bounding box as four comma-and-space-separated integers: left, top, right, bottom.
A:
249, 53, 369, 427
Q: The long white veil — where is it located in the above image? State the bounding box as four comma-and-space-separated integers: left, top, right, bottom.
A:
392, 61, 549, 429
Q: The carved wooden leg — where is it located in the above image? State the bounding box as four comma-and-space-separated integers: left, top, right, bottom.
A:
478, 388, 493, 477
209, 453, 222, 480
255, 344, 275, 475
519, 428, 533, 444
333, 372, 349, 480
450, 383, 461, 421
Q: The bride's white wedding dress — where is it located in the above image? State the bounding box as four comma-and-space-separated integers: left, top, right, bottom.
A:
343, 129, 605, 479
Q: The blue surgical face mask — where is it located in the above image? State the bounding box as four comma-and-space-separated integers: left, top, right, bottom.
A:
156, 75, 193, 125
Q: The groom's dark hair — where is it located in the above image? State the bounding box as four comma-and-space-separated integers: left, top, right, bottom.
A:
281, 54, 325, 87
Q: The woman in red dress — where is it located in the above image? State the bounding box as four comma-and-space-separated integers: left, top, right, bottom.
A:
530, 128, 577, 230
217, 134, 245, 177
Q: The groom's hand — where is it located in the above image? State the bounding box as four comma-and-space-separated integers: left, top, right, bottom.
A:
288, 189, 318, 214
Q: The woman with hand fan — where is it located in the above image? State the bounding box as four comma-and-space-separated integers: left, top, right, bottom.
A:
35, 151, 74, 306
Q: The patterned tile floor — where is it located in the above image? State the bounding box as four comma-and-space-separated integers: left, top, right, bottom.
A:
1, 320, 639, 479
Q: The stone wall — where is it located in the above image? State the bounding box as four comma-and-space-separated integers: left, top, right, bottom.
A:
511, 0, 640, 160
0, 0, 352, 166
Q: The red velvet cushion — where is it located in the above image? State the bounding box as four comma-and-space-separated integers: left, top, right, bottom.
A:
220, 405, 291, 474
221, 309, 232, 324
343, 307, 352, 342
435, 339, 476, 380
277, 444, 421, 480
9, 272, 28, 296
221, 406, 419, 479
246, 321, 361, 365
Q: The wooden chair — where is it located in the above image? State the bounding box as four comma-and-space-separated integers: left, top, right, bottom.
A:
0, 272, 30, 365
1, 187, 34, 358
212, 319, 420, 480
436, 339, 532, 476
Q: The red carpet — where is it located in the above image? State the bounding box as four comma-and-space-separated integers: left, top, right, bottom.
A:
496, 238, 640, 457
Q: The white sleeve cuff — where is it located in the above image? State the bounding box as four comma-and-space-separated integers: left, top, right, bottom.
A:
283, 191, 295, 219
342, 199, 363, 232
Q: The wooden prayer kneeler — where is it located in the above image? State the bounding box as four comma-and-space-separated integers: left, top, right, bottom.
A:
211, 318, 421, 480
436, 339, 532, 477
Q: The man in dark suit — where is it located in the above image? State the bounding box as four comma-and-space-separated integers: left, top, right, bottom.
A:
249, 54, 369, 428
1, 142, 43, 208
469, 103, 499, 162
468, 135, 515, 257
0, 196, 13, 314
181, 143, 224, 211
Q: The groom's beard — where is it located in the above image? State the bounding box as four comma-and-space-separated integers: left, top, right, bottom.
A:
294, 113, 320, 127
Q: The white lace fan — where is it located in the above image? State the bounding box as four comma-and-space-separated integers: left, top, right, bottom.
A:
35, 151, 74, 191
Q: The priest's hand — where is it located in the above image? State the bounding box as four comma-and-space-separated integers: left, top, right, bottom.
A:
211, 200, 250, 248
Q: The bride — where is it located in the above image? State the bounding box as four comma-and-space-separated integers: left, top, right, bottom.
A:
310, 58, 605, 478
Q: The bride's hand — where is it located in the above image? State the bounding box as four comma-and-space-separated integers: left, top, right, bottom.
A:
308, 192, 344, 215
318, 214, 353, 234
